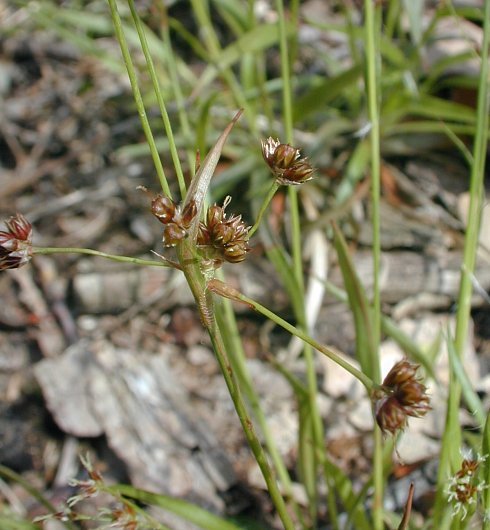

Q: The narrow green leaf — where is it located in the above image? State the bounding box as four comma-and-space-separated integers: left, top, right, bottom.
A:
332, 224, 377, 379
212, 0, 249, 35
111, 485, 247, 530
0, 516, 40, 530
447, 332, 486, 427
297, 396, 317, 521
384, 94, 476, 125
432, 334, 464, 526
402, 0, 424, 44
191, 23, 293, 97
293, 65, 363, 122
323, 459, 371, 530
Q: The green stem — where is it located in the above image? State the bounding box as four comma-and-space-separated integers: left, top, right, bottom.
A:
275, 0, 293, 143
127, 0, 186, 198
248, 181, 279, 237
433, 0, 490, 524
364, 0, 382, 380
33, 247, 176, 268
177, 242, 296, 530
276, 0, 323, 520
209, 281, 375, 392
364, 1, 383, 527
215, 300, 305, 526
159, 3, 196, 182
454, 0, 490, 378
189, 0, 258, 136
107, 0, 171, 197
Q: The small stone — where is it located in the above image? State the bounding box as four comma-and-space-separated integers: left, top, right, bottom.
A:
396, 430, 440, 464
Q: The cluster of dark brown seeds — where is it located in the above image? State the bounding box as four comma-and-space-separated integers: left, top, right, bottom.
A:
197, 196, 250, 265
375, 359, 430, 436
0, 213, 33, 270
151, 195, 197, 247
261, 136, 315, 185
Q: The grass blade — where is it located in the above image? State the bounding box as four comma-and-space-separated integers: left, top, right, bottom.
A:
446, 330, 486, 427
109, 485, 248, 530
332, 223, 377, 379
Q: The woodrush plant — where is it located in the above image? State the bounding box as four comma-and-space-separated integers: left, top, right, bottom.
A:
0, 115, 430, 530
2, 0, 490, 529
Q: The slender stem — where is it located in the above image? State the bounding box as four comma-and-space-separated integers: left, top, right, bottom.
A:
159, 3, 196, 182
189, 0, 258, 136
177, 242, 296, 530
214, 300, 304, 524
275, 0, 293, 143
364, 1, 383, 528
276, 0, 323, 519
33, 247, 176, 268
454, 0, 490, 375
249, 181, 279, 237
364, 0, 382, 380
127, 0, 186, 198
107, 0, 171, 198
433, 0, 490, 524
209, 280, 375, 392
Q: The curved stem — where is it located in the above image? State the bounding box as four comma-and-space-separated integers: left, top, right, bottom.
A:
208, 279, 376, 392
127, 0, 187, 199
249, 181, 279, 237
177, 242, 296, 530
107, 0, 171, 197
364, 0, 383, 527
214, 294, 305, 526
33, 247, 177, 268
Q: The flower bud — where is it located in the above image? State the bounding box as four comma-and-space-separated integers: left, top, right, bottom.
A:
223, 241, 250, 263
280, 161, 315, 185
261, 136, 315, 185
271, 143, 300, 169
197, 197, 250, 266
162, 223, 187, 247
151, 195, 176, 224
148, 192, 197, 247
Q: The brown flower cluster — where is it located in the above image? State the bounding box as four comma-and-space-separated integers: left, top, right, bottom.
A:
375, 359, 430, 436
261, 137, 315, 185
0, 214, 33, 271
197, 196, 250, 265
151, 195, 197, 247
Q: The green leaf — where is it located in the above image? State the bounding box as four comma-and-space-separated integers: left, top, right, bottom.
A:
383, 94, 476, 126
432, 333, 464, 527
447, 332, 486, 428
322, 459, 371, 530
297, 395, 317, 520
402, 0, 424, 45
0, 515, 40, 530
191, 23, 294, 97
111, 485, 247, 530
293, 65, 363, 122
332, 224, 377, 379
